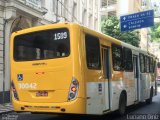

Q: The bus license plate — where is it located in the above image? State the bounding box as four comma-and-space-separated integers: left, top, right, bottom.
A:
36, 91, 48, 97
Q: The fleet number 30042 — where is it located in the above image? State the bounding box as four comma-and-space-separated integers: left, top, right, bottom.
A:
18, 83, 37, 89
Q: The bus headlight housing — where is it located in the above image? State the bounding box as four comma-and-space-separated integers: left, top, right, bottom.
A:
11, 81, 19, 101
68, 78, 79, 101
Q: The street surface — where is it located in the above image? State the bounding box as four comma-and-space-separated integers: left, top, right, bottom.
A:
1, 87, 160, 120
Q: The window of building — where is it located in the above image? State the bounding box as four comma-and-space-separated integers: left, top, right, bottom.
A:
55, 0, 63, 18
112, 44, 123, 71
94, 0, 98, 9
142, 0, 147, 6
26, 0, 42, 9
53, 0, 57, 13
89, 0, 93, 9
72, 2, 77, 22
123, 47, 133, 71
94, 18, 97, 30
82, 9, 87, 26
63, 0, 68, 20
140, 54, 145, 73
89, 14, 93, 28
108, 11, 116, 17
82, 0, 87, 8
85, 34, 101, 69
108, 0, 117, 6
102, 0, 107, 7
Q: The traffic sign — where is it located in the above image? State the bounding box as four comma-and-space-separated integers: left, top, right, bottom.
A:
120, 10, 154, 32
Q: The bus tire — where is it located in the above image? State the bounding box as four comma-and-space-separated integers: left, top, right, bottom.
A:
146, 88, 153, 104
118, 92, 127, 115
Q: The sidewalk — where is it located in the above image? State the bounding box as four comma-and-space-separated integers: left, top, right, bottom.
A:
0, 103, 13, 114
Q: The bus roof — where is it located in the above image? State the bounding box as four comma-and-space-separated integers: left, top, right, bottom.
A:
11, 22, 155, 57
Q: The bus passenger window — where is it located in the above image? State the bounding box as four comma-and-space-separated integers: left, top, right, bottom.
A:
140, 54, 145, 73
149, 57, 153, 73
112, 44, 123, 71
145, 56, 150, 73
123, 48, 133, 71
153, 60, 156, 73
157, 62, 160, 68
85, 34, 101, 69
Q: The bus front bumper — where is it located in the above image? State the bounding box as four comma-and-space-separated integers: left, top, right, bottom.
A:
12, 98, 85, 114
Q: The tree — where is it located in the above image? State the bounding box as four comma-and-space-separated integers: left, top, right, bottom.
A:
101, 16, 140, 47
150, 22, 160, 42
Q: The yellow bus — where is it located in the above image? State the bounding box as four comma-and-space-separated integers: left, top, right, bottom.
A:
10, 23, 157, 115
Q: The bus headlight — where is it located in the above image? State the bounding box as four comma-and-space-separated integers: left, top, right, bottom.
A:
68, 78, 79, 101
11, 81, 19, 101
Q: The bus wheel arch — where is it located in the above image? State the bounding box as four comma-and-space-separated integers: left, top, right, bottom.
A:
118, 90, 127, 115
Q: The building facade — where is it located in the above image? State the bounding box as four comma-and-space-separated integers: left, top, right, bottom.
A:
100, 0, 143, 31
101, 0, 117, 17
101, 0, 142, 18
0, 0, 100, 104
44, 0, 100, 31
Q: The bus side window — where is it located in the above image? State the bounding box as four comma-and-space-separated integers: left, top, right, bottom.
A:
139, 54, 145, 73
85, 34, 101, 69
157, 62, 160, 68
112, 44, 123, 71
149, 57, 153, 73
123, 47, 133, 71
153, 60, 157, 73
145, 56, 150, 73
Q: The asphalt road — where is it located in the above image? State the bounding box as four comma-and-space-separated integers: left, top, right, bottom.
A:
1, 87, 160, 120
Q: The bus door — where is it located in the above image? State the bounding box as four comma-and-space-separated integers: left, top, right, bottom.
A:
133, 55, 139, 101
102, 46, 111, 111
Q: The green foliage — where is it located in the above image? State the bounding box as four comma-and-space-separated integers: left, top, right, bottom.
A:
101, 16, 140, 47
150, 23, 160, 42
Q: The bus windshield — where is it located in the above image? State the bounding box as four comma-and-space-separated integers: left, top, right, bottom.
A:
14, 28, 70, 61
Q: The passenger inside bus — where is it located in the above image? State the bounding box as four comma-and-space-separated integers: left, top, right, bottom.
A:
56, 43, 68, 57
